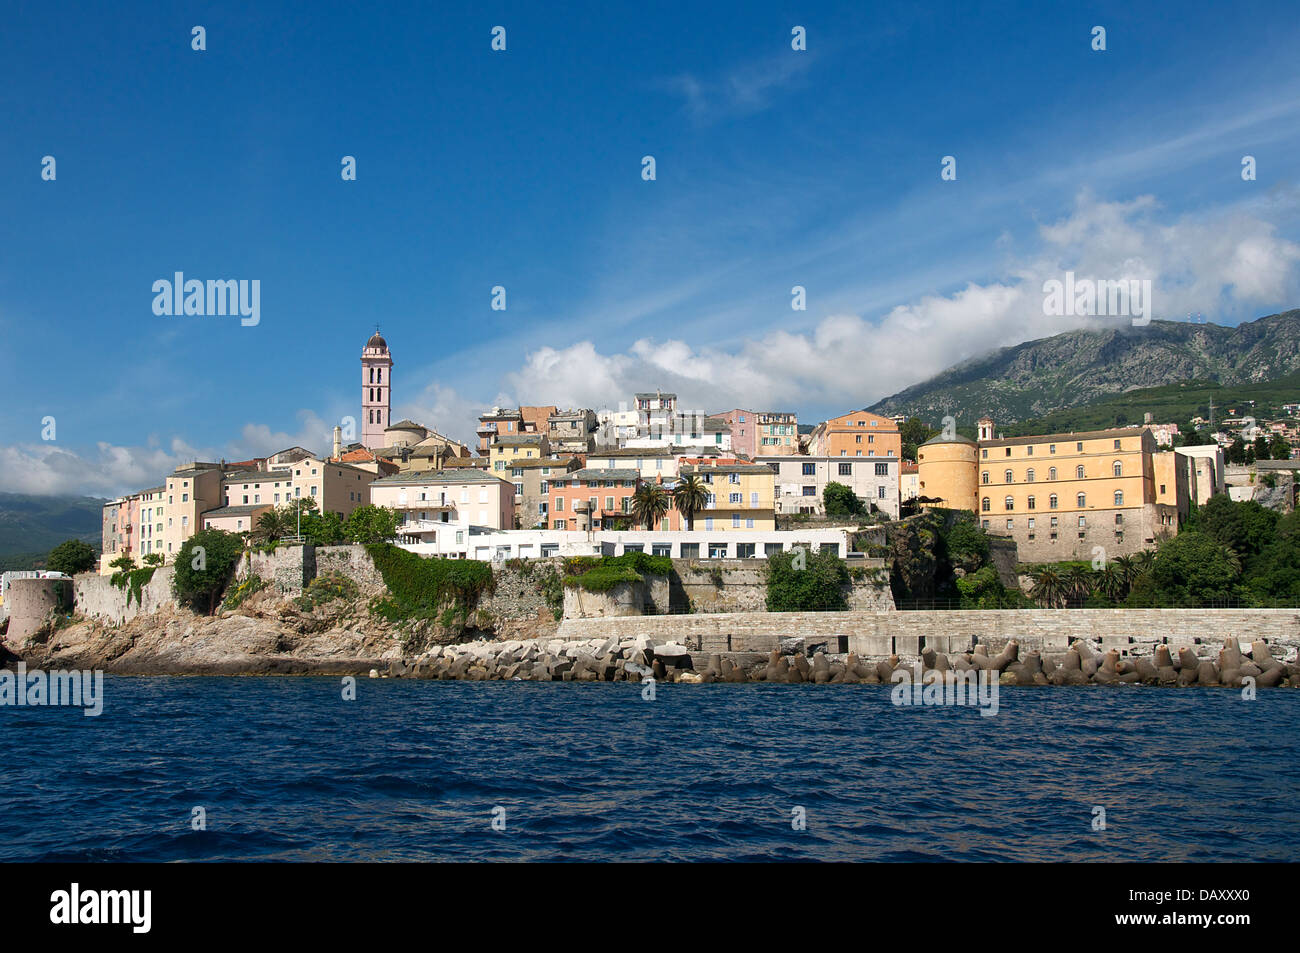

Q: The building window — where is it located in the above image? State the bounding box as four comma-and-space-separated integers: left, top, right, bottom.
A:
1049, 444, 1056, 454
1026, 468, 1035, 482
1115, 513, 1123, 525
982, 472, 989, 484
1077, 492, 1086, 507
1027, 496, 1036, 510
1114, 490, 1124, 506
877, 486, 886, 499
1078, 516, 1087, 528
802, 462, 816, 475
839, 463, 851, 476
1076, 442, 1083, 452
1114, 439, 1121, 450
1004, 469, 1013, 483
802, 486, 816, 497
1049, 494, 1058, 509
1076, 465, 1085, 479
981, 497, 991, 512
1004, 496, 1014, 511
1113, 461, 1122, 476
1006, 519, 1013, 530
1049, 467, 1057, 480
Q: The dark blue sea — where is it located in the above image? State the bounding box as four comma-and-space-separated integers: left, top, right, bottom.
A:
2, 677, 1296, 862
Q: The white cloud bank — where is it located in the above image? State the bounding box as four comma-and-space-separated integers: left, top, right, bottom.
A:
4, 192, 1298, 498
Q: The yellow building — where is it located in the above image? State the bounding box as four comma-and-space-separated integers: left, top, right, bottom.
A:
679, 461, 776, 531
489, 433, 550, 475
918, 421, 1183, 560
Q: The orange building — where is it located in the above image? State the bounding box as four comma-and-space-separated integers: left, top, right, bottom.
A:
547, 467, 641, 531
807, 410, 901, 460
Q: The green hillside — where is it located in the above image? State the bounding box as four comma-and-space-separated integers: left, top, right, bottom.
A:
0, 493, 106, 571
1000, 372, 1300, 437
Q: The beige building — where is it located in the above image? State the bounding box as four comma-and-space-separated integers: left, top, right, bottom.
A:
370, 469, 515, 536
160, 463, 225, 561
505, 457, 584, 529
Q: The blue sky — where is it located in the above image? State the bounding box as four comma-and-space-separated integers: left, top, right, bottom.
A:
3, 0, 1300, 496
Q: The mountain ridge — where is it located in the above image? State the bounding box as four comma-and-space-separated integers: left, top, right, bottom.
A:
868, 310, 1300, 425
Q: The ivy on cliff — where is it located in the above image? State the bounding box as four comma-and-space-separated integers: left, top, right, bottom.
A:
111, 566, 157, 608
364, 543, 496, 624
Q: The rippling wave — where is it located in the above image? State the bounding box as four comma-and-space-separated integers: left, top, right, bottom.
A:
2, 678, 1296, 861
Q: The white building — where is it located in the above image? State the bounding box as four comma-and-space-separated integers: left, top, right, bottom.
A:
756, 455, 900, 519
397, 526, 855, 561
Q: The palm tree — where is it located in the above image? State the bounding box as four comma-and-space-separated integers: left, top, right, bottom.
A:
672, 474, 710, 531
1062, 566, 1095, 606
1030, 568, 1067, 608
631, 483, 670, 531
1135, 549, 1156, 575
1113, 554, 1138, 592
255, 508, 286, 542
1095, 564, 1125, 603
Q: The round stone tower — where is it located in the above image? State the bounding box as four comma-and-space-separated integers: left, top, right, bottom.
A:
916, 432, 979, 512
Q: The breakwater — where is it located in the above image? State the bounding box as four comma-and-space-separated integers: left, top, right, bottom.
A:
384, 631, 1300, 688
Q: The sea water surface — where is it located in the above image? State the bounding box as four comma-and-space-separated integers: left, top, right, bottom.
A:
1, 677, 1296, 862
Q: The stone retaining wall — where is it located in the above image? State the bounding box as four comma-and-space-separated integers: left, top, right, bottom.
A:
71, 567, 177, 627
670, 557, 892, 613
556, 608, 1300, 657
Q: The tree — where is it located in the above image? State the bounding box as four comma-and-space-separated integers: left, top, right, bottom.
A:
944, 518, 990, 571
672, 474, 709, 531
823, 482, 866, 517
1146, 531, 1242, 606
255, 507, 288, 542
1227, 437, 1248, 466
344, 505, 401, 544
899, 417, 940, 461
630, 483, 670, 530
1254, 435, 1271, 460
46, 539, 97, 575
302, 510, 346, 546
172, 529, 244, 614
1029, 568, 1067, 608
142, 552, 165, 567
1062, 565, 1095, 605
109, 553, 137, 573
1095, 564, 1125, 603
765, 548, 849, 611
1189, 496, 1277, 562
1269, 434, 1292, 460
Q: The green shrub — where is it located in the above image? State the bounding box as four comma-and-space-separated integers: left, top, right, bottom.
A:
765, 548, 849, 611
562, 566, 643, 593
223, 573, 268, 609
293, 571, 358, 611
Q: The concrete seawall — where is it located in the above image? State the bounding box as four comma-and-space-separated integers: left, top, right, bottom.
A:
556, 608, 1300, 656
